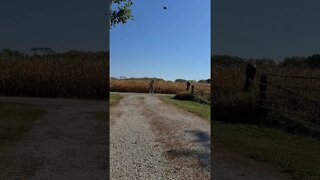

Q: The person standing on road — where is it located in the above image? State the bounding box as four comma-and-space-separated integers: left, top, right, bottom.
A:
149, 80, 155, 94
244, 61, 257, 91
186, 81, 191, 91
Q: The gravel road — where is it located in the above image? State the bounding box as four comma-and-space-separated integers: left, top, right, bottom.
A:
0, 94, 290, 179
0, 96, 108, 179
110, 93, 211, 179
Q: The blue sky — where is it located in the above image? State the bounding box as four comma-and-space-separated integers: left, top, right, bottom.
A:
0, 0, 107, 53
110, 0, 210, 81
213, 0, 320, 61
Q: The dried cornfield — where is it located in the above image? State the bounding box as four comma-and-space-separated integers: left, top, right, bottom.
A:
212, 59, 320, 125
212, 63, 320, 101
110, 79, 210, 95
0, 54, 108, 99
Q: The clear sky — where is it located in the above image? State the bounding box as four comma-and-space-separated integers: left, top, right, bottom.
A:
213, 0, 320, 61
0, 0, 108, 53
110, 0, 210, 81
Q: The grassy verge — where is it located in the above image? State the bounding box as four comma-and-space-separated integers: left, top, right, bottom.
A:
160, 96, 210, 120
95, 94, 123, 120
0, 102, 46, 144
213, 121, 320, 179
93, 111, 108, 122
110, 94, 123, 106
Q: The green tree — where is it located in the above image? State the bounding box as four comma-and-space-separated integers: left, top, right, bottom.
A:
279, 57, 307, 68
30, 47, 55, 56
305, 54, 320, 69
254, 58, 278, 69
198, 79, 211, 83
110, 0, 134, 27
213, 55, 245, 66
175, 79, 187, 83
1, 48, 24, 57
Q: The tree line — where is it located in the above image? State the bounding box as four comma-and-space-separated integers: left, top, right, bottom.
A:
213, 54, 320, 69
0, 48, 107, 60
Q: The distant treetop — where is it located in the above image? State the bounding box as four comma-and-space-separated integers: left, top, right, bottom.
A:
30, 47, 55, 55
175, 79, 188, 83
213, 55, 245, 66
198, 79, 211, 84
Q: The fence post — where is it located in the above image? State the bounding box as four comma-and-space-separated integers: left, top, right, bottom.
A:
244, 63, 257, 91
191, 85, 194, 96
259, 74, 267, 105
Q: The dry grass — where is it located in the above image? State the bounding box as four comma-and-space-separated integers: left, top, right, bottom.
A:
212, 58, 320, 179
212, 60, 320, 134
0, 55, 108, 99
212, 63, 320, 106
110, 79, 210, 95
0, 102, 46, 144
212, 65, 246, 99
212, 64, 320, 101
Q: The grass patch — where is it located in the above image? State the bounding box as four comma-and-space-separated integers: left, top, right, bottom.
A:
213, 121, 320, 179
173, 91, 210, 105
93, 111, 108, 121
110, 94, 123, 106
0, 102, 46, 144
212, 91, 262, 123
160, 96, 210, 120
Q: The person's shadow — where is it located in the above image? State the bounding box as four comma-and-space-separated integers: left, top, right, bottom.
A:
165, 130, 210, 170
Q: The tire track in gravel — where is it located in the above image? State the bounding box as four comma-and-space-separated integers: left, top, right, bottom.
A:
110, 93, 211, 180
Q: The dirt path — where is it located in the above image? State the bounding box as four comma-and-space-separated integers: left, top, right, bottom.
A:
111, 93, 292, 180
110, 93, 211, 179
0, 96, 108, 179
0, 94, 292, 179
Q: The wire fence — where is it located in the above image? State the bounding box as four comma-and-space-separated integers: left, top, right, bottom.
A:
259, 74, 320, 126
177, 83, 210, 104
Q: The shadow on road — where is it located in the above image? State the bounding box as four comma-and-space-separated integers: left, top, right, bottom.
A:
186, 130, 210, 150
165, 130, 210, 170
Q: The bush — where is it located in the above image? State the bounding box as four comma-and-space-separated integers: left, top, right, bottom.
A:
212, 91, 320, 138
173, 91, 211, 105
173, 91, 194, 101
212, 91, 262, 123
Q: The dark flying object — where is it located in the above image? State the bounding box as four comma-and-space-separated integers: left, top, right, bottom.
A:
163, 7, 167, 10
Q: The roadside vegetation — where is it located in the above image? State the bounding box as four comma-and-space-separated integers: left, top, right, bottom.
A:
213, 122, 320, 179
110, 93, 123, 106
0, 49, 108, 99
93, 93, 123, 122
110, 78, 210, 95
0, 102, 46, 145
160, 96, 210, 121
212, 55, 320, 134
93, 111, 108, 122
212, 54, 320, 179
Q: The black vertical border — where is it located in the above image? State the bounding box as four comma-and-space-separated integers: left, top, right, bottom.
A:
106, 0, 111, 178
210, 0, 214, 177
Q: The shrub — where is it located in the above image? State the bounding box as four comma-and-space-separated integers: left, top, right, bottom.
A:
173, 91, 194, 101
173, 91, 210, 105
212, 91, 262, 123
